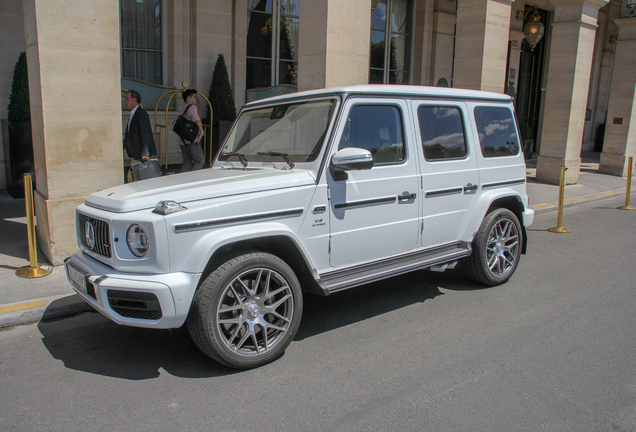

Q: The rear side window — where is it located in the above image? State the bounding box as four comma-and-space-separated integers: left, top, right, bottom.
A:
417, 106, 467, 161
339, 105, 405, 164
474, 106, 520, 158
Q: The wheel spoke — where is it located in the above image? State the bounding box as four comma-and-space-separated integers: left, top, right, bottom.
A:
218, 304, 242, 314
269, 293, 292, 310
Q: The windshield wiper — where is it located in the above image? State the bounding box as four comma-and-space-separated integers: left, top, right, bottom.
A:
225, 152, 248, 167
257, 152, 295, 169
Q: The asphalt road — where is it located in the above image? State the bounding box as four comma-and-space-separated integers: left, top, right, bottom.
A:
1, 195, 635, 432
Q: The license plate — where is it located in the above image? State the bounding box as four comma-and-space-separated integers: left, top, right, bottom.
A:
66, 263, 88, 293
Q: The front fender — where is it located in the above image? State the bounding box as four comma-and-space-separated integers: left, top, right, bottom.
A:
168, 221, 320, 279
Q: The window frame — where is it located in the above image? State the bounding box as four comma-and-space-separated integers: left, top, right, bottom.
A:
417, 104, 470, 162
369, 0, 415, 85
473, 105, 521, 159
338, 103, 408, 167
246, 0, 300, 89
119, 0, 167, 85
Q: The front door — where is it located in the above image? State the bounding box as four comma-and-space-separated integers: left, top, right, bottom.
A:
328, 99, 420, 268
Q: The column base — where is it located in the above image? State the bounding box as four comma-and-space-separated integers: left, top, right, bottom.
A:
34, 190, 87, 266
599, 153, 635, 177
536, 156, 581, 185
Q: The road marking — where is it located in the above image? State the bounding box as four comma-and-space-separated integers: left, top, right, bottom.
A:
603, 191, 616, 195
537, 203, 553, 208
564, 199, 575, 203
584, 195, 597, 199
0, 301, 45, 314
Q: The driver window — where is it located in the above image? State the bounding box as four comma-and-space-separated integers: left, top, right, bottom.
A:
339, 105, 405, 164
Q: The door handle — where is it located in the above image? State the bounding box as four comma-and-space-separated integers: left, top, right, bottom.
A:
464, 183, 478, 192
398, 193, 417, 202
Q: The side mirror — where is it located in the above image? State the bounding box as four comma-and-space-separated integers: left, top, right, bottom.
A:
330, 147, 374, 181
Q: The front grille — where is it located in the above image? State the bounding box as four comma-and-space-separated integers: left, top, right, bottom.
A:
78, 213, 111, 258
107, 290, 163, 320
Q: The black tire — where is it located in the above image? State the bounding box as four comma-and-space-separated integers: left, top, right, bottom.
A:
187, 252, 303, 369
464, 208, 522, 286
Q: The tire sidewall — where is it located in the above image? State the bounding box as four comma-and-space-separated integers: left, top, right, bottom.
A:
473, 208, 522, 285
199, 252, 303, 368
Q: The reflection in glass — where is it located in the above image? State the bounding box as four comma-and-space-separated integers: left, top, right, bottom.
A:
371, 0, 387, 31
368, 0, 412, 85
370, 30, 386, 69
279, 61, 297, 85
474, 107, 520, 158
280, 0, 299, 15
418, 106, 467, 160
339, 105, 405, 164
247, 58, 272, 89
219, 100, 337, 163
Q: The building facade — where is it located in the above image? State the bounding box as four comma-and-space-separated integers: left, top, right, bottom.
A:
0, 0, 634, 264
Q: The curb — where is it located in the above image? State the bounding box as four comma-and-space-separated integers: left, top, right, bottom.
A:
529, 188, 628, 215
0, 293, 93, 329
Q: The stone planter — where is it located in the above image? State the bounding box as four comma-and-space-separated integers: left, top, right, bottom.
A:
523, 138, 534, 160
2, 119, 34, 198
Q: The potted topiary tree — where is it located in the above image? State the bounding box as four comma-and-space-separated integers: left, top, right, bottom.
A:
2, 52, 34, 198
519, 122, 533, 160
206, 54, 237, 161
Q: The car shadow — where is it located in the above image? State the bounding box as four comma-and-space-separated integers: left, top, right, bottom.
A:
36, 269, 480, 380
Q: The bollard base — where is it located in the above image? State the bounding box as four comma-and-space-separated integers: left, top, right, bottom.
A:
16, 264, 54, 279
617, 205, 635, 210
548, 227, 571, 233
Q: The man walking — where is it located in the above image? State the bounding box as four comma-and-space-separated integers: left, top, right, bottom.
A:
123, 89, 156, 182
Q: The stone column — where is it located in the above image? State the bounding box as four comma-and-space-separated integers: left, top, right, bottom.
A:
453, 0, 513, 92
22, 0, 123, 265
599, 17, 636, 177
536, 0, 608, 184
298, 0, 371, 91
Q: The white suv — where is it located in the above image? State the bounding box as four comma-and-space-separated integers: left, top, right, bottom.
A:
66, 85, 534, 369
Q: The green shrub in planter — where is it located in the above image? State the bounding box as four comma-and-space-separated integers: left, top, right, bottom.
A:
8, 52, 31, 122
519, 122, 532, 140
205, 54, 237, 162
3, 51, 34, 198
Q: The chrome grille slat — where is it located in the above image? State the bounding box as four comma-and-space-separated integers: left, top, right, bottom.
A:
78, 213, 112, 258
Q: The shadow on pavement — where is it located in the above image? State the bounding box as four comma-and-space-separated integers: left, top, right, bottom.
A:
35, 269, 482, 380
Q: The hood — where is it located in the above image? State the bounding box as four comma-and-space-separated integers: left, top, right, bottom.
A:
85, 168, 316, 213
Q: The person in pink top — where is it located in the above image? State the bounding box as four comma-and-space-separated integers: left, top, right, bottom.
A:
180, 89, 205, 171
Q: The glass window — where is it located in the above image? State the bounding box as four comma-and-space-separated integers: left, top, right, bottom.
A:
339, 105, 405, 164
370, 0, 412, 85
219, 99, 337, 163
418, 106, 467, 161
474, 107, 520, 158
120, 0, 162, 84
247, 0, 300, 89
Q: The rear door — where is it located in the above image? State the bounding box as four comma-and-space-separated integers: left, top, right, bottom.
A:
327, 98, 420, 268
412, 100, 481, 249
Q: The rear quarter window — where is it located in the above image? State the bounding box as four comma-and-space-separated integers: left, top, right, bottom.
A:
474, 106, 520, 158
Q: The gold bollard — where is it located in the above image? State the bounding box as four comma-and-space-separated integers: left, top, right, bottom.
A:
548, 165, 571, 233
16, 173, 53, 278
618, 156, 635, 210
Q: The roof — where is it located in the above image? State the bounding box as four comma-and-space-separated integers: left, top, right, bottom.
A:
245, 84, 513, 106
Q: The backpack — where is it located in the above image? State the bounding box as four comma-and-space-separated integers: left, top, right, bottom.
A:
173, 104, 199, 142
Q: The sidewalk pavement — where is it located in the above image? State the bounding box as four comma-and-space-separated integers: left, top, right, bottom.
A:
1, 152, 634, 328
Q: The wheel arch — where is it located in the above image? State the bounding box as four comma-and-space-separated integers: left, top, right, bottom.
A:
197, 235, 328, 297
484, 195, 528, 254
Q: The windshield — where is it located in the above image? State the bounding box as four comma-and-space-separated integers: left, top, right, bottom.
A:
218, 99, 337, 164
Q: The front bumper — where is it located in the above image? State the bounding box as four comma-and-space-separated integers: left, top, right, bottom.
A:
65, 251, 201, 329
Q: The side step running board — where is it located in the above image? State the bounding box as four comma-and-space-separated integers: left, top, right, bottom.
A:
318, 243, 470, 294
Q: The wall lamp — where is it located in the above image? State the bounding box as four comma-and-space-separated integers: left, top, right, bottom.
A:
516, 7, 545, 51
627, 0, 636, 15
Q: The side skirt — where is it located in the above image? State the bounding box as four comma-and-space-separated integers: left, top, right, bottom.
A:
318, 242, 471, 294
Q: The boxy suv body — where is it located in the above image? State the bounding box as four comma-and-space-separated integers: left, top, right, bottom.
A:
66, 85, 534, 368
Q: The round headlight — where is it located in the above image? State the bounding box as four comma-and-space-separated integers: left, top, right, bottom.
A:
127, 224, 149, 257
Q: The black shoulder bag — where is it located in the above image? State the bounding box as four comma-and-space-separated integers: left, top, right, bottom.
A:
173, 104, 199, 142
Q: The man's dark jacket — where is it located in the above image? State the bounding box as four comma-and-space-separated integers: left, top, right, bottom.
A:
124, 107, 156, 160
